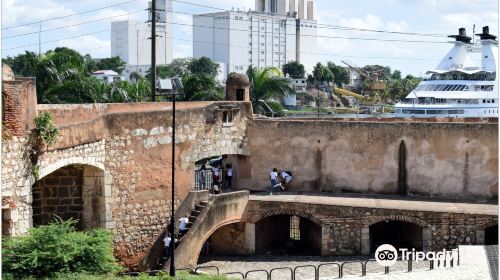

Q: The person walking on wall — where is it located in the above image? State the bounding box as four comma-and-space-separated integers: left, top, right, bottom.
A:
225, 163, 233, 191
178, 214, 190, 237
269, 168, 278, 195
279, 171, 293, 190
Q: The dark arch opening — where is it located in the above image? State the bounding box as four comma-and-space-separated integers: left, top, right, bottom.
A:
32, 164, 105, 230
255, 214, 322, 255
198, 222, 248, 263
485, 225, 498, 245
370, 221, 422, 253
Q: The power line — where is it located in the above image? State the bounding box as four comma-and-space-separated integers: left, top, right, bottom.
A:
2, 0, 138, 30
171, 0, 449, 38
2, 30, 110, 51
2, 10, 144, 39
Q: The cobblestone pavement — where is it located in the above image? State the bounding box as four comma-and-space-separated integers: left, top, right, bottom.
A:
197, 246, 493, 280
197, 255, 432, 280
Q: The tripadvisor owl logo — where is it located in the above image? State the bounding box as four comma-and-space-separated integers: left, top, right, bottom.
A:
375, 244, 459, 267
375, 244, 398, 266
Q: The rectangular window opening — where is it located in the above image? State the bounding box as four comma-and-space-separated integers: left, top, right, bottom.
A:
290, 216, 300, 240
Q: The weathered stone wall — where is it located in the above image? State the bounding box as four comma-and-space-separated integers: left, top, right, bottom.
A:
210, 223, 248, 255
248, 119, 498, 200
2, 136, 33, 235
2, 97, 252, 267
243, 199, 498, 255
32, 165, 84, 228
101, 103, 251, 266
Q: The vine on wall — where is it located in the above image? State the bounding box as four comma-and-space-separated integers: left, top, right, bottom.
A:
31, 112, 60, 179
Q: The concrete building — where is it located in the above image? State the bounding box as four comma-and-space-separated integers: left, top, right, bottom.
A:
111, 0, 173, 79
92, 70, 124, 84
193, 0, 317, 77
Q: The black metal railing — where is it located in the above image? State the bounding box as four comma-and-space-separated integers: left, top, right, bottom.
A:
194, 169, 213, 191
122, 249, 460, 279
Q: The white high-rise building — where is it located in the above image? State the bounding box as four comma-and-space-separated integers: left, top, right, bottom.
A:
193, 0, 317, 78
111, 0, 173, 79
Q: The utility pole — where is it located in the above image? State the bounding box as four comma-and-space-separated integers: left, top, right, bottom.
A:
150, 0, 157, 101
38, 22, 42, 56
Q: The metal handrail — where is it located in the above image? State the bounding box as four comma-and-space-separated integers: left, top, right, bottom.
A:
363, 259, 384, 276
269, 267, 293, 280
317, 262, 341, 279
195, 265, 220, 275
224, 271, 245, 279
293, 265, 317, 280
177, 267, 194, 273
340, 261, 364, 278
245, 269, 270, 280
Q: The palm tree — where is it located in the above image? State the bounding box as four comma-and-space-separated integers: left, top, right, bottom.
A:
246, 66, 291, 115
24, 48, 86, 103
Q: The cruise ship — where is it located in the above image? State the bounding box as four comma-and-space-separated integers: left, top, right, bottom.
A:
394, 26, 498, 118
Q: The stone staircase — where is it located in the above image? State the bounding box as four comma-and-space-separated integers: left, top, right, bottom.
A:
157, 201, 208, 269
139, 190, 210, 271
164, 191, 249, 269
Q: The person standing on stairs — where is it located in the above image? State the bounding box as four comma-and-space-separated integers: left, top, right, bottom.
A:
163, 233, 177, 257
178, 214, 190, 237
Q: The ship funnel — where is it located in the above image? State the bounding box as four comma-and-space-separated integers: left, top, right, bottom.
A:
475, 26, 497, 41
448, 27, 472, 43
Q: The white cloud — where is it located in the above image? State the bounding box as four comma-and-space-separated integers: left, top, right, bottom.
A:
174, 14, 192, 36
173, 42, 191, 59
58, 35, 110, 57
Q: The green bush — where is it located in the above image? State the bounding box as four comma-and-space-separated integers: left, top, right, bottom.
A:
3, 218, 122, 278
34, 112, 60, 146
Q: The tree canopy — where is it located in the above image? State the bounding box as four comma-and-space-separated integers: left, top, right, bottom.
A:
2, 48, 146, 104
310, 62, 334, 85
327, 62, 350, 87
247, 66, 291, 116
282, 61, 306, 79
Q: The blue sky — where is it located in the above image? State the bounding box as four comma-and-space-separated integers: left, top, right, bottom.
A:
1, 0, 498, 76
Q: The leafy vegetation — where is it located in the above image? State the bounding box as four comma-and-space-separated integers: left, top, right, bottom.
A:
3, 271, 232, 280
3, 218, 121, 279
309, 62, 334, 86
282, 61, 305, 79
34, 112, 60, 146
2, 50, 224, 104
246, 66, 291, 116
327, 62, 350, 87
2, 48, 150, 104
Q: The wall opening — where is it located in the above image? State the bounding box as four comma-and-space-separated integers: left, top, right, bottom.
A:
255, 214, 322, 255
32, 164, 105, 230
369, 221, 422, 253
485, 225, 498, 245
198, 222, 248, 263
194, 155, 251, 192
398, 140, 408, 195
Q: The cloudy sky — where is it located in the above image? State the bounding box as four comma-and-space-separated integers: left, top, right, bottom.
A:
1, 0, 498, 75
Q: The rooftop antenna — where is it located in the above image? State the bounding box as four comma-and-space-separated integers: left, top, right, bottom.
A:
473, 24, 476, 44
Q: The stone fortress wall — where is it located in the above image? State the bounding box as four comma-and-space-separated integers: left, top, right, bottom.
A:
2, 72, 497, 267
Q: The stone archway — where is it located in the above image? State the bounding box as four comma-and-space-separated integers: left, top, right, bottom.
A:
249, 209, 328, 256
32, 163, 113, 230
361, 215, 431, 254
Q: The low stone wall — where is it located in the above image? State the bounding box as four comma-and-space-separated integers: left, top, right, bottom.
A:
248, 119, 498, 200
